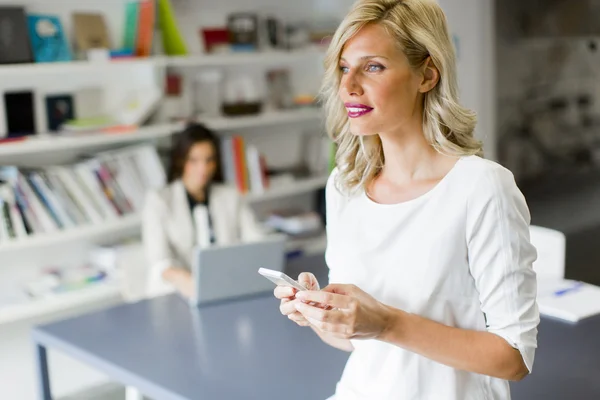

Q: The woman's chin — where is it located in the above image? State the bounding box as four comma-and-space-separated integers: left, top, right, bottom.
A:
350, 128, 378, 137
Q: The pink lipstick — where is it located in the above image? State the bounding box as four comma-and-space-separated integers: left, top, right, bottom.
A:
344, 103, 373, 118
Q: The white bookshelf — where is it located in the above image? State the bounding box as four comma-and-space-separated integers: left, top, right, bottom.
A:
0, 124, 181, 158
0, 108, 321, 158
0, 172, 327, 255
0, 214, 141, 253
164, 47, 326, 68
0, 58, 158, 77
199, 108, 322, 131
245, 174, 329, 202
0, 47, 326, 77
0, 283, 122, 326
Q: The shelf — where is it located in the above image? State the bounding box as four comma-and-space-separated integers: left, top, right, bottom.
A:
245, 174, 328, 202
198, 108, 322, 131
0, 283, 122, 326
0, 124, 181, 158
0, 214, 141, 253
165, 47, 326, 68
0, 109, 321, 158
0, 58, 158, 76
0, 47, 326, 76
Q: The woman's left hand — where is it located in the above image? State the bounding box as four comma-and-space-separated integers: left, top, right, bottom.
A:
294, 284, 395, 340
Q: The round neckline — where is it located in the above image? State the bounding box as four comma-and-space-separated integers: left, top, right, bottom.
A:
362, 156, 468, 208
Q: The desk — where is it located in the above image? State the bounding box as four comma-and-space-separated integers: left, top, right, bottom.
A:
33, 257, 600, 400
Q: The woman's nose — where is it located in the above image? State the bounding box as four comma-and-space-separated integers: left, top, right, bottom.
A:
341, 72, 363, 97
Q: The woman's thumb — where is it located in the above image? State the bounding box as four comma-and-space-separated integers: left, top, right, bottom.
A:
298, 272, 319, 290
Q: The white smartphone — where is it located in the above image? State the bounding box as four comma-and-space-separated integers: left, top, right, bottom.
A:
258, 268, 307, 291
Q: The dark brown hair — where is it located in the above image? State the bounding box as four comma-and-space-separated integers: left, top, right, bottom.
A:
168, 123, 224, 183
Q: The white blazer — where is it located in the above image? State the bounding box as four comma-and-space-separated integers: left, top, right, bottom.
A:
142, 179, 263, 295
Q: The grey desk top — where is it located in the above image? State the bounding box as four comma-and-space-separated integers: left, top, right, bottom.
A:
33, 292, 349, 400
33, 255, 600, 400
511, 315, 600, 400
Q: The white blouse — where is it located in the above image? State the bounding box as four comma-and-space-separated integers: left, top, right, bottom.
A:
325, 156, 539, 400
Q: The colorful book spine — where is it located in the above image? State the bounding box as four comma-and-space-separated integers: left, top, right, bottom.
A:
18, 172, 58, 232
13, 178, 43, 234
232, 136, 249, 193
123, 1, 140, 51
29, 172, 75, 228
136, 0, 155, 57
0, 184, 27, 238
0, 196, 15, 239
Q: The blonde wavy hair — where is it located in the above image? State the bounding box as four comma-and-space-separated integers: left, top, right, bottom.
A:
321, 0, 483, 193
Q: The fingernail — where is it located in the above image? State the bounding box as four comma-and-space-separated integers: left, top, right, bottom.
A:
295, 292, 306, 299
295, 302, 305, 310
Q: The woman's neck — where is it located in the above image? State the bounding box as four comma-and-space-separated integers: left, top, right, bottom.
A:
377, 126, 447, 185
182, 180, 207, 202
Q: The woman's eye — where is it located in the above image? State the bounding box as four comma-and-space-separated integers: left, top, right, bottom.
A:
339, 66, 349, 74
367, 64, 384, 72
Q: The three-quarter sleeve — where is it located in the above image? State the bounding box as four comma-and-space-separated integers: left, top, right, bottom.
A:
142, 191, 177, 294
325, 168, 341, 283
466, 166, 539, 372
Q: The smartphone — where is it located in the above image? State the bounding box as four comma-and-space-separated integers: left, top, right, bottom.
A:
258, 268, 330, 309
258, 268, 307, 291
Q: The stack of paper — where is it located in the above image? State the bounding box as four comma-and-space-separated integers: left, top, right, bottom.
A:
537, 279, 600, 323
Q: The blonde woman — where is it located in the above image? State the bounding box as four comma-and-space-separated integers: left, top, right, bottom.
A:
274, 0, 539, 399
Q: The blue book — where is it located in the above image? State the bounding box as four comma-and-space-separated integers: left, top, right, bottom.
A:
27, 173, 63, 229
27, 14, 72, 62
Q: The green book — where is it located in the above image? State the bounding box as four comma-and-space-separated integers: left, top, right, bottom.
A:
158, 0, 188, 55
123, 1, 139, 51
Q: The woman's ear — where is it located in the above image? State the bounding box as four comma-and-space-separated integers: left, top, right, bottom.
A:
419, 57, 440, 93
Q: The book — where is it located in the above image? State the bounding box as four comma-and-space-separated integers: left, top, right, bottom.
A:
114, 86, 162, 126
0, 167, 44, 234
0, 7, 33, 64
28, 171, 75, 229
43, 170, 89, 225
157, 0, 188, 56
52, 166, 104, 224
72, 13, 111, 54
136, 0, 155, 57
246, 145, 265, 195
4, 91, 36, 137
123, 1, 140, 51
73, 162, 119, 220
220, 137, 235, 186
0, 184, 28, 239
27, 14, 72, 63
537, 279, 600, 323
232, 136, 249, 193
97, 153, 143, 211
17, 171, 58, 233
45, 94, 75, 132
0, 191, 15, 240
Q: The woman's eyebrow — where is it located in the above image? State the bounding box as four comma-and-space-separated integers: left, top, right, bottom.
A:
340, 55, 389, 62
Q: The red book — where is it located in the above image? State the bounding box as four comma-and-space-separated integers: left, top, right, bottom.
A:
231, 136, 246, 193
136, 0, 155, 57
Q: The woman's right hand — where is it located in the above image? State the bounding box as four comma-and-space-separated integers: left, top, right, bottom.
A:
274, 272, 320, 327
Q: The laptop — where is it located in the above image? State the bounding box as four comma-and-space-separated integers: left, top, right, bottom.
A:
190, 236, 286, 306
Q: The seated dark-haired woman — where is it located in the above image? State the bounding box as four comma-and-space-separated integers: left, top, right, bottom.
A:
142, 124, 264, 298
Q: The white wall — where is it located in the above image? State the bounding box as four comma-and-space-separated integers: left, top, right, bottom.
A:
439, 0, 496, 160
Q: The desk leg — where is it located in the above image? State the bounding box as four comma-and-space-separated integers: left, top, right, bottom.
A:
34, 344, 52, 400
126, 386, 143, 400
